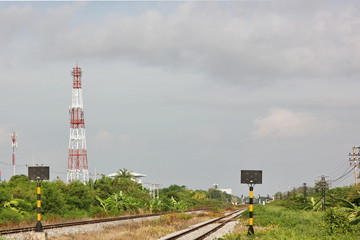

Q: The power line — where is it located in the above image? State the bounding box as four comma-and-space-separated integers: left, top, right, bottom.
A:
330, 166, 355, 183
0, 161, 27, 167
0, 161, 12, 166
327, 160, 350, 178
332, 172, 353, 187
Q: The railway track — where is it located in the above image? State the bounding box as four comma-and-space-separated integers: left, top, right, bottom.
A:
159, 208, 246, 240
0, 213, 161, 235
0, 208, 243, 239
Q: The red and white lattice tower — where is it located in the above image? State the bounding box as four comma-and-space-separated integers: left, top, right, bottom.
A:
11, 131, 17, 176
67, 65, 89, 183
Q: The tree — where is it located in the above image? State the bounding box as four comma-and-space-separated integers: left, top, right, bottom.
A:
96, 191, 140, 214
116, 168, 133, 179
207, 188, 226, 202
42, 181, 67, 214
61, 180, 93, 211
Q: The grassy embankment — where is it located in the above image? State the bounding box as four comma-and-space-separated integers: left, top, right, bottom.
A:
219, 204, 360, 240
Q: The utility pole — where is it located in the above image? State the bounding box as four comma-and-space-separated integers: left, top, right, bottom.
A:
316, 176, 329, 211
348, 146, 360, 185
303, 183, 307, 203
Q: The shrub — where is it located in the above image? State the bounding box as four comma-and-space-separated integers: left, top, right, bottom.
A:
323, 207, 352, 235
0, 208, 22, 224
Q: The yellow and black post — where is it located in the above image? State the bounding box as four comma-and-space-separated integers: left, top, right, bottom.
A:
35, 180, 43, 232
248, 185, 254, 235
241, 170, 262, 236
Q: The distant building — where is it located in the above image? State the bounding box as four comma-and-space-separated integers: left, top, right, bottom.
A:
107, 171, 146, 183
219, 189, 232, 195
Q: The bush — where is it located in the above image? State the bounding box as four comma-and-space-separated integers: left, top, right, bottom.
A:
323, 208, 352, 235
62, 209, 89, 220
0, 208, 23, 224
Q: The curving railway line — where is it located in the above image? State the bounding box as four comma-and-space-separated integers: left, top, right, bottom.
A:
159, 208, 246, 240
0, 208, 245, 239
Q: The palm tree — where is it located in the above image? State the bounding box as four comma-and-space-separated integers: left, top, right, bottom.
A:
116, 168, 134, 179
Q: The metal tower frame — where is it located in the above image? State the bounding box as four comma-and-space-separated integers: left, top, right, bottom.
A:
67, 65, 89, 183
11, 131, 17, 176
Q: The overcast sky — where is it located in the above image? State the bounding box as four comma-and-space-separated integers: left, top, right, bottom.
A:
0, 0, 359, 197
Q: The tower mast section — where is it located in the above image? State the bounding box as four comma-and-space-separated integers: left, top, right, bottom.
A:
67, 65, 89, 183
11, 131, 17, 176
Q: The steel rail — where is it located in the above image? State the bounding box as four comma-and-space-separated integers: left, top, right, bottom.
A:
194, 209, 245, 240
0, 213, 161, 235
160, 208, 245, 240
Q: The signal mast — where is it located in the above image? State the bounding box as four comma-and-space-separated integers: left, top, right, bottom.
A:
11, 131, 17, 176
67, 65, 89, 183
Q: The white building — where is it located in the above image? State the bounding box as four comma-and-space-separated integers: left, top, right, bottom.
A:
219, 189, 232, 195
107, 171, 146, 183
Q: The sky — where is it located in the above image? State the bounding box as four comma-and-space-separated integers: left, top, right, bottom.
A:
0, 0, 360, 197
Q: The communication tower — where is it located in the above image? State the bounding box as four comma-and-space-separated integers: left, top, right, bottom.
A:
11, 131, 17, 176
67, 65, 89, 183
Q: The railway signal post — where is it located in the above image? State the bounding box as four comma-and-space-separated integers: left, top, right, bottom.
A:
28, 166, 49, 233
241, 170, 262, 235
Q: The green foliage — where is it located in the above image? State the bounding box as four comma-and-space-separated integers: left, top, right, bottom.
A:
323, 207, 353, 234
61, 180, 93, 211
346, 185, 360, 206
42, 181, 67, 214
328, 196, 360, 225
0, 183, 11, 206
147, 198, 164, 213
0, 172, 235, 225
228, 204, 359, 239
207, 188, 226, 202
116, 168, 133, 179
93, 175, 150, 202
271, 194, 311, 210
96, 191, 141, 214
0, 208, 22, 224
4, 199, 32, 216
169, 196, 188, 211
303, 197, 323, 211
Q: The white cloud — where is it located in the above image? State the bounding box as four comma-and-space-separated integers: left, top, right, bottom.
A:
200, 130, 219, 141
1, 2, 360, 83
89, 130, 113, 146
252, 108, 334, 138
88, 131, 132, 151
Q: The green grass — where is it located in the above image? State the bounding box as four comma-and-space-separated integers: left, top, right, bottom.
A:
219, 204, 360, 240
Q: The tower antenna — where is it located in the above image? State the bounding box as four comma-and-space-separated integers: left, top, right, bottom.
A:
67, 65, 89, 183
11, 131, 17, 176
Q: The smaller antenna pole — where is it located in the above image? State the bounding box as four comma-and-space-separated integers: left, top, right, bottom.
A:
11, 132, 17, 176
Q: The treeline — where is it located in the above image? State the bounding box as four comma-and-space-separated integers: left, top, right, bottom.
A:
0, 172, 238, 225
272, 184, 360, 235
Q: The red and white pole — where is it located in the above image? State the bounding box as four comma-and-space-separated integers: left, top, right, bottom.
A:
11, 132, 17, 176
